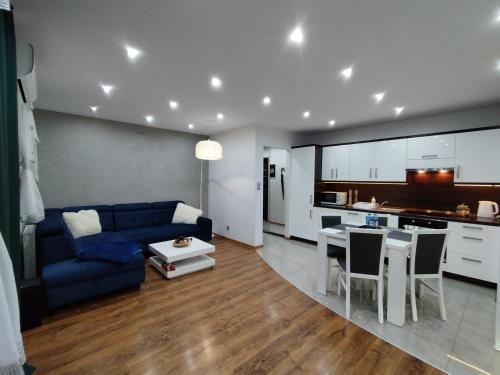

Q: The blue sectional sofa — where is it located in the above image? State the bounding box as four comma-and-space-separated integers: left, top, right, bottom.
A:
36, 200, 212, 310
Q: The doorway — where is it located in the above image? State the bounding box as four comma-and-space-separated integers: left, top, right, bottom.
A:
263, 147, 286, 237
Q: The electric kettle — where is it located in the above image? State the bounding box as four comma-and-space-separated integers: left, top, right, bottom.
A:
477, 201, 499, 218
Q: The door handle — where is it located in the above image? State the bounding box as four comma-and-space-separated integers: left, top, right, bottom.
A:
461, 257, 482, 263
462, 236, 483, 241
422, 154, 438, 159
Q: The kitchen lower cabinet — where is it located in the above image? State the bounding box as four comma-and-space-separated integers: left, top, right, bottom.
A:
455, 128, 500, 183
289, 147, 316, 241
446, 222, 500, 283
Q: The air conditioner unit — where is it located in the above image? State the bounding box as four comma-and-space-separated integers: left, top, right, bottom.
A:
16, 39, 37, 104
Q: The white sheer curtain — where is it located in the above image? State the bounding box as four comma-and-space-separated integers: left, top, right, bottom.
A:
0, 232, 25, 375
18, 89, 44, 224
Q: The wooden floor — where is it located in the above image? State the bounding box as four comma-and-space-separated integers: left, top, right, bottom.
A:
23, 238, 443, 375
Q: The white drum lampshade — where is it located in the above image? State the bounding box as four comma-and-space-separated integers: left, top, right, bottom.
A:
195, 139, 223, 160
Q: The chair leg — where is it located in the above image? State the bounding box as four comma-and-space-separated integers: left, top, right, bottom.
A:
418, 280, 424, 298
346, 277, 351, 319
410, 277, 418, 322
438, 277, 447, 321
337, 271, 342, 296
377, 278, 384, 324
372, 281, 377, 301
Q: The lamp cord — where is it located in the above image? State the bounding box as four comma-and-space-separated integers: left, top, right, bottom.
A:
200, 159, 203, 212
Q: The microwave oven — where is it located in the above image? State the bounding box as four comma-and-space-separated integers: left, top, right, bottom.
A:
319, 191, 347, 206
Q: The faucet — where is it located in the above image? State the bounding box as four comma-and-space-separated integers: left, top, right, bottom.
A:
379, 201, 389, 207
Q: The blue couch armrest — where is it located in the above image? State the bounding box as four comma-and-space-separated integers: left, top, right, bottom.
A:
196, 216, 212, 242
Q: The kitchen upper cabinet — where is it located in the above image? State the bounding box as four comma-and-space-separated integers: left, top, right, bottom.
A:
373, 139, 407, 182
455, 129, 500, 183
322, 145, 350, 181
289, 146, 316, 241
349, 142, 375, 181
407, 134, 455, 160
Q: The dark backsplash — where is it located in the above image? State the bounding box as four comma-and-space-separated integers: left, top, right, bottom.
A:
316, 171, 500, 213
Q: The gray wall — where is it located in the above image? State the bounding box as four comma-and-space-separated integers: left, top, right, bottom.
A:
298, 103, 500, 145
35, 110, 208, 210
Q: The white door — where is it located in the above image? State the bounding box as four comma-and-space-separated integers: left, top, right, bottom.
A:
455, 129, 500, 183
349, 142, 375, 181
407, 134, 455, 160
289, 147, 315, 240
322, 145, 350, 181
373, 139, 407, 181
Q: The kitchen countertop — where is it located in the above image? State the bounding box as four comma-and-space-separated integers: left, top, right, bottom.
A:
315, 204, 500, 227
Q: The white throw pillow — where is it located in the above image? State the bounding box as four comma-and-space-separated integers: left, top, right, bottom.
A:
172, 203, 202, 225
62, 209, 102, 239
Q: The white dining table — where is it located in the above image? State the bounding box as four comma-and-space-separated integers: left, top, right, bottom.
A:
317, 224, 412, 326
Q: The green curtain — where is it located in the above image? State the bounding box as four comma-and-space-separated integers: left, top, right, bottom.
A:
0, 7, 21, 284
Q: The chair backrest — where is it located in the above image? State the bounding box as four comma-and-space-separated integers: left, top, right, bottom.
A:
410, 229, 449, 276
377, 216, 388, 226
321, 215, 342, 228
346, 228, 387, 276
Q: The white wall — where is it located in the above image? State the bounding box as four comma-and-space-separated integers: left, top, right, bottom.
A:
267, 148, 287, 225
208, 126, 257, 246
299, 103, 500, 145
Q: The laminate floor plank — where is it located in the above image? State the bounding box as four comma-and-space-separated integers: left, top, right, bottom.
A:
23, 238, 443, 375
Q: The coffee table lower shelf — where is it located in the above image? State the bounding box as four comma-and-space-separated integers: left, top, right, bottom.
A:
149, 254, 215, 279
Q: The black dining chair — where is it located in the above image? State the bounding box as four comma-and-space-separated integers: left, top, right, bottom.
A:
377, 216, 388, 226
337, 228, 387, 324
322, 215, 345, 291
408, 229, 449, 322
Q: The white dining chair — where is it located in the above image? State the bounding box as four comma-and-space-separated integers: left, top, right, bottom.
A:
337, 228, 387, 324
408, 229, 449, 322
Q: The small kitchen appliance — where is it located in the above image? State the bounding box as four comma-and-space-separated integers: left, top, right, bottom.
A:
477, 201, 499, 218
319, 191, 347, 206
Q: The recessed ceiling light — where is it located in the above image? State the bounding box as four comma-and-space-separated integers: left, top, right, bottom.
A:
303, 111, 310, 119
145, 115, 154, 123
496, 60, 500, 70
90, 106, 98, 113
211, 76, 222, 89
494, 11, 500, 23
262, 96, 272, 106
188, 123, 194, 129
373, 92, 385, 103
288, 26, 304, 45
394, 107, 405, 116
340, 66, 353, 80
100, 84, 114, 95
217, 113, 224, 120
328, 120, 336, 127
125, 46, 142, 61
169, 100, 179, 110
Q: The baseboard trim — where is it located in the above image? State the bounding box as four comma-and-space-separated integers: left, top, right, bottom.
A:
213, 234, 262, 250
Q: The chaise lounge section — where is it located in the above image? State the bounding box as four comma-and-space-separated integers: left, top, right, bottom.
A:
36, 200, 212, 310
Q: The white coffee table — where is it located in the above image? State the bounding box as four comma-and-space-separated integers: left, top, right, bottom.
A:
148, 238, 215, 279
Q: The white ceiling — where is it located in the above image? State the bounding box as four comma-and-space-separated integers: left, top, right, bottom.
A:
13, 0, 500, 135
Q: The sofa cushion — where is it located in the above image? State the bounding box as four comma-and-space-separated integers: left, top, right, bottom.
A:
75, 231, 126, 250
63, 210, 102, 239
119, 223, 200, 245
42, 253, 145, 288
172, 203, 202, 224
114, 208, 175, 231
76, 241, 143, 264
63, 205, 114, 232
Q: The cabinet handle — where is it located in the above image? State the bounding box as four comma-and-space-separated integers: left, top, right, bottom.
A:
369, 168, 372, 178
455, 165, 461, 179
422, 154, 438, 159
461, 257, 482, 263
348, 212, 359, 216
331, 168, 333, 179
309, 195, 313, 204
462, 236, 483, 241
463, 225, 481, 231
335, 169, 338, 179
375, 168, 378, 178
310, 209, 312, 219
